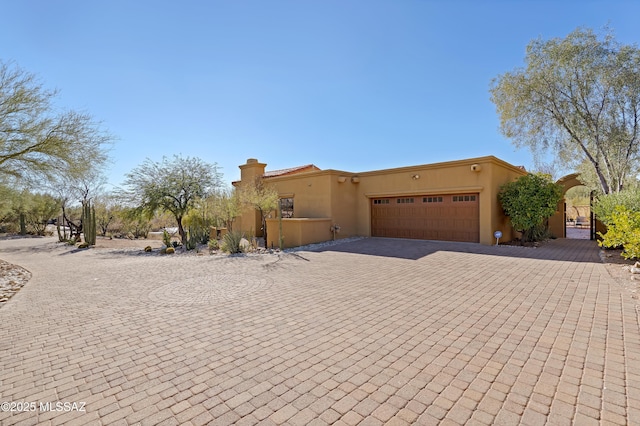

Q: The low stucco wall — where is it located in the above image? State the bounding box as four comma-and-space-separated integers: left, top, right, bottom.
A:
265, 218, 334, 249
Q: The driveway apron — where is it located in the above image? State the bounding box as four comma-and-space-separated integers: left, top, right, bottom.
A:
0, 237, 639, 425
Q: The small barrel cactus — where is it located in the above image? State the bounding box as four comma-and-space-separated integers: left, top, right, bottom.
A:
144, 246, 152, 252
165, 247, 175, 254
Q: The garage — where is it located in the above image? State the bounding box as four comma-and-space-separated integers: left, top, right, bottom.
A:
371, 194, 479, 242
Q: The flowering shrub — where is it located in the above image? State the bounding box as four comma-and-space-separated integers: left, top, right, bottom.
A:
598, 205, 640, 259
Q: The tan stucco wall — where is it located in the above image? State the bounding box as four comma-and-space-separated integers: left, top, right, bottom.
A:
482, 160, 530, 243
265, 218, 333, 249
271, 173, 334, 218
258, 170, 360, 238
329, 175, 360, 238
548, 200, 566, 239
235, 156, 527, 246
350, 157, 526, 245
233, 159, 266, 236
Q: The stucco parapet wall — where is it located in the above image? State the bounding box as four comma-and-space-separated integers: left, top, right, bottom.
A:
354, 155, 527, 177
238, 155, 526, 185
365, 186, 484, 198
258, 169, 354, 182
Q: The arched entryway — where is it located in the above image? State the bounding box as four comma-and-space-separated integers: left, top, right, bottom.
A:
549, 174, 603, 240
564, 185, 591, 239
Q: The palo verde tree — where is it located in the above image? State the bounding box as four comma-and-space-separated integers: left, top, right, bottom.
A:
22, 192, 60, 236
0, 189, 60, 235
238, 177, 279, 247
0, 60, 111, 186
0, 183, 14, 221
212, 188, 241, 231
93, 193, 120, 237
121, 155, 222, 246
498, 173, 563, 243
490, 27, 640, 194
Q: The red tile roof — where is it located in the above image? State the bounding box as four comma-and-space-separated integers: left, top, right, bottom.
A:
263, 164, 320, 178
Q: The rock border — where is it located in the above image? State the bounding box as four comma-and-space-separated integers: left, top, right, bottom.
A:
0, 260, 32, 307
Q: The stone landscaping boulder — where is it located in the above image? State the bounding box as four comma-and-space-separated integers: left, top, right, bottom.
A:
239, 238, 251, 251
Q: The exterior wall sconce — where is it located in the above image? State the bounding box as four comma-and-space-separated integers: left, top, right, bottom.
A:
351, 177, 360, 183
412, 174, 420, 180
337, 176, 347, 183
471, 164, 482, 172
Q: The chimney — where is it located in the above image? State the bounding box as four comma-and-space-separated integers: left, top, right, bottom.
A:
239, 158, 267, 183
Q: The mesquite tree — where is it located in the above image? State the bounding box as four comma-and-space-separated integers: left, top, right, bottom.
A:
490, 27, 640, 194
121, 155, 222, 246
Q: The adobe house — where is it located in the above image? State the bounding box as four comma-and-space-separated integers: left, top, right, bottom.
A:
233, 156, 528, 248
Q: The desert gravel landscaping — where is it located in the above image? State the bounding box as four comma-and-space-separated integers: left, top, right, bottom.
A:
0, 236, 639, 425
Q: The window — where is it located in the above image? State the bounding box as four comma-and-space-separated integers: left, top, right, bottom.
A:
423, 196, 443, 203
396, 198, 414, 204
373, 199, 390, 205
453, 195, 477, 202
279, 198, 294, 218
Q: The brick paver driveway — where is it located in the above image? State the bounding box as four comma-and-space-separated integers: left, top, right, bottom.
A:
0, 237, 639, 425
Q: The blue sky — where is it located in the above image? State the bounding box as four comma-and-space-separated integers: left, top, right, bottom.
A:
2, 1, 639, 188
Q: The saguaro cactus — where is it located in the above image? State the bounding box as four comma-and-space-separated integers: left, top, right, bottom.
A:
82, 200, 97, 245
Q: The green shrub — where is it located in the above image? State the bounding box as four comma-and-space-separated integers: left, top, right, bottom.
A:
185, 236, 196, 251
119, 208, 151, 239
593, 187, 640, 225
165, 247, 175, 254
221, 230, 245, 254
598, 205, 640, 259
162, 229, 172, 247
208, 239, 219, 252
498, 173, 562, 243
186, 226, 207, 251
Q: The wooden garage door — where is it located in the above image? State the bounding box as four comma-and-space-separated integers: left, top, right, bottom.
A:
371, 194, 479, 242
